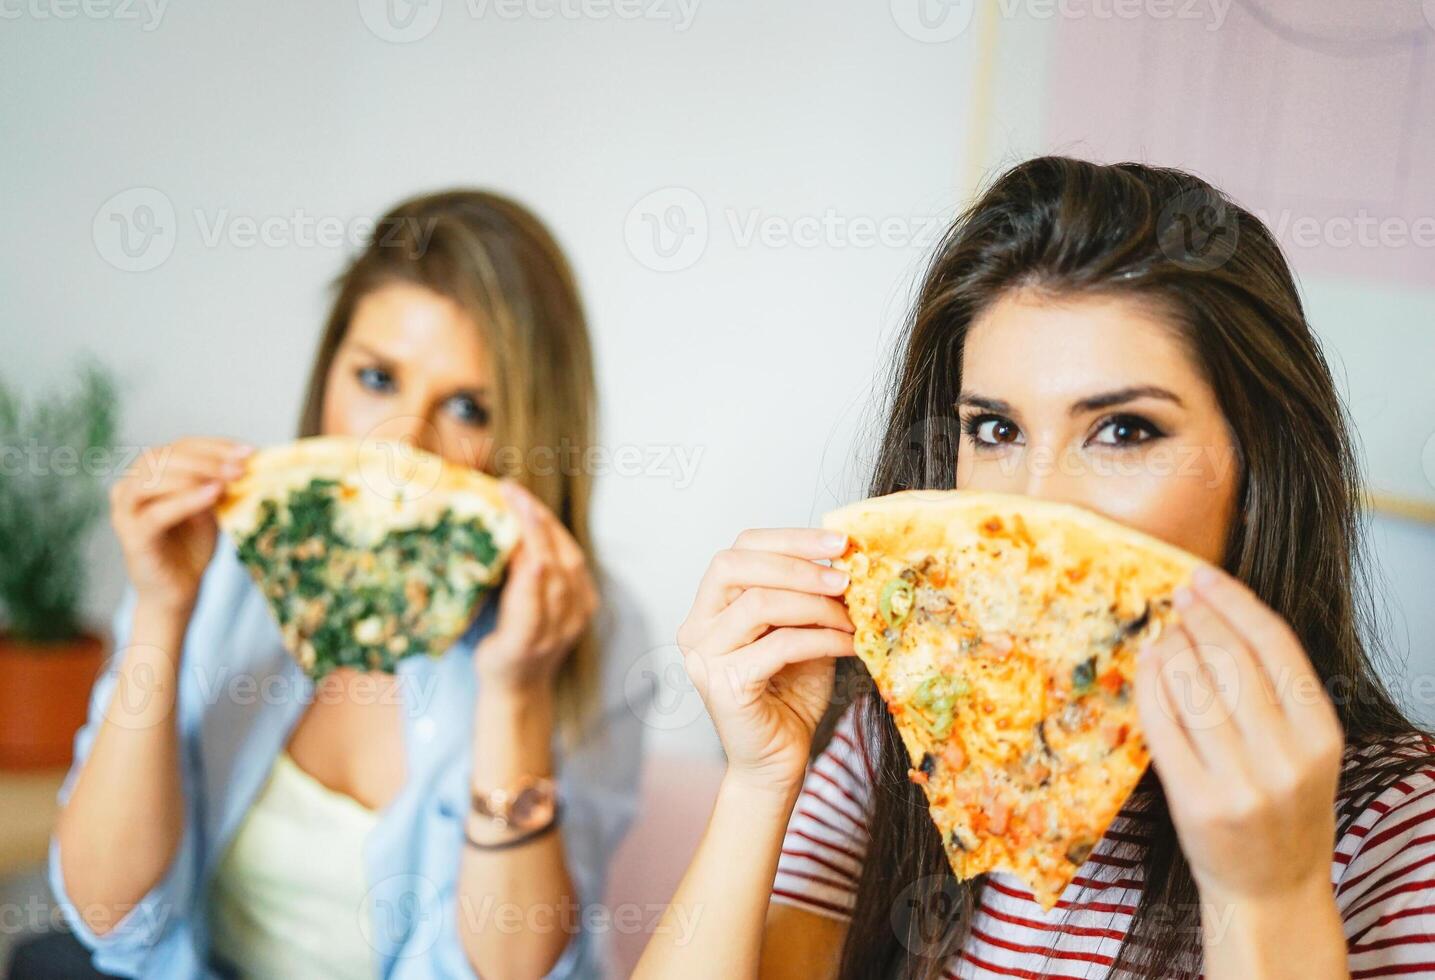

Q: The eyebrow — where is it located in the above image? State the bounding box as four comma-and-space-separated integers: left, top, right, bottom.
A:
956, 385, 1185, 417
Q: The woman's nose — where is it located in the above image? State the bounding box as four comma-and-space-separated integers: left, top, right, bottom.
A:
366, 406, 443, 456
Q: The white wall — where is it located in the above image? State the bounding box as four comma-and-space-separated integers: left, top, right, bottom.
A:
3, 0, 976, 755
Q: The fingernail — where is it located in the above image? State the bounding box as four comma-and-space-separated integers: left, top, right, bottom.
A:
824, 569, 850, 591
1172, 586, 1194, 609
821, 532, 847, 553
229, 443, 256, 458
1192, 565, 1218, 588
222, 461, 245, 478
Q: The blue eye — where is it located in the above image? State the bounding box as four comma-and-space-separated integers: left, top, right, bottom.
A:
357, 366, 395, 393
446, 394, 490, 428
1090, 414, 1164, 447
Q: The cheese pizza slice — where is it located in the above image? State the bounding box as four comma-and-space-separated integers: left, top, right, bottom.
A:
823, 490, 1200, 910
216, 435, 519, 677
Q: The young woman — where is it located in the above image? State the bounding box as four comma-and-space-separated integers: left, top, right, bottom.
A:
49, 191, 648, 978
637, 158, 1435, 979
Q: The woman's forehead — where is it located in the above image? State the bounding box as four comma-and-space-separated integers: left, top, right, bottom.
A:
962, 292, 1206, 407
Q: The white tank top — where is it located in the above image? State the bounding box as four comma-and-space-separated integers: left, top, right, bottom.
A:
207, 750, 380, 978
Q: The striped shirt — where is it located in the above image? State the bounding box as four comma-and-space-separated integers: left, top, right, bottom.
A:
771, 703, 1435, 979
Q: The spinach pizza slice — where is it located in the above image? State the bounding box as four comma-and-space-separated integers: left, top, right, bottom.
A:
823, 490, 1199, 910
216, 435, 519, 677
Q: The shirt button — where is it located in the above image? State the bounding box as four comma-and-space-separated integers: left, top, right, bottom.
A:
414, 717, 437, 742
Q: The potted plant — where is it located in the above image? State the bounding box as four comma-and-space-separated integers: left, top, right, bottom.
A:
0, 363, 119, 769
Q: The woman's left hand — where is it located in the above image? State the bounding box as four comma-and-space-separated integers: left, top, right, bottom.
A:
474, 481, 598, 696
1134, 564, 1345, 903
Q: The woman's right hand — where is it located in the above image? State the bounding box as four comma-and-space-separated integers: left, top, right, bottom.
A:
111, 437, 254, 616
677, 528, 857, 798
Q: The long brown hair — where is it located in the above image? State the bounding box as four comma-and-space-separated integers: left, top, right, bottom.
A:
820, 156, 1432, 978
297, 189, 600, 746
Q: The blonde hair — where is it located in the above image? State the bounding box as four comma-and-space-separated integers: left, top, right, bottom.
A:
298, 190, 600, 747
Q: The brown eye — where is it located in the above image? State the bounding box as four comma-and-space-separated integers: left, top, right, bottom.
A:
962, 413, 1023, 448
1090, 413, 1163, 447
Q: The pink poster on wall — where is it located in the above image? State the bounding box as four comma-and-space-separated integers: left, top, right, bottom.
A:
1039, 0, 1435, 288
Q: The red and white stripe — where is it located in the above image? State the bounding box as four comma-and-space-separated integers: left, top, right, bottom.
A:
771, 704, 1435, 978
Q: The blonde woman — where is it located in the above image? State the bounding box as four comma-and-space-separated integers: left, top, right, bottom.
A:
49, 191, 648, 978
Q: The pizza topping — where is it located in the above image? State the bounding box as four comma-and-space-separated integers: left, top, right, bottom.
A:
233, 476, 504, 676
879, 575, 916, 627
1071, 655, 1098, 695
913, 673, 969, 739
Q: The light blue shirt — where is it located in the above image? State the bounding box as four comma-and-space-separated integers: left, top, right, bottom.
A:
49, 532, 651, 978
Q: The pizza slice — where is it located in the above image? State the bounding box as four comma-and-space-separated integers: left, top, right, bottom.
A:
823, 489, 1200, 910
216, 435, 520, 677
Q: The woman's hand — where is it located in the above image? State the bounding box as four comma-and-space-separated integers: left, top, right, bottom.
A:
474, 482, 598, 696
111, 437, 254, 616
677, 528, 857, 798
1134, 564, 1344, 904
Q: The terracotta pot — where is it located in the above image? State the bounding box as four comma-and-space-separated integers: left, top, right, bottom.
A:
0, 632, 105, 770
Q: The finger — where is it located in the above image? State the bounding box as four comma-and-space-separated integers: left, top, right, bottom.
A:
1187, 565, 1320, 716
731, 527, 848, 560
1172, 586, 1285, 743
703, 588, 854, 655
1134, 636, 1208, 788
497, 541, 546, 640
714, 627, 855, 700
1145, 627, 1250, 779
122, 446, 248, 506
693, 549, 849, 621
134, 480, 224, 537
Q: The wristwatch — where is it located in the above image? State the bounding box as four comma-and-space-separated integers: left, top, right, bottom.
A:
470, 775, 557, 832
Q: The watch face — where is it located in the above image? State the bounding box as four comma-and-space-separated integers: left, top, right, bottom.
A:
510, 784, 555, 828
